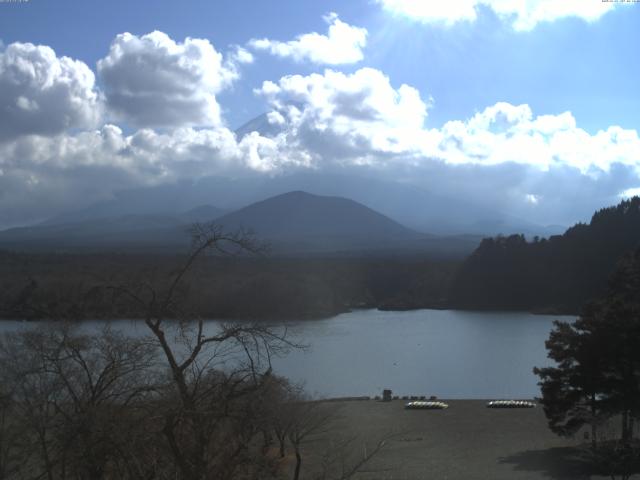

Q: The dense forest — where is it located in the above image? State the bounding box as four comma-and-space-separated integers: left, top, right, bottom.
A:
0, 251, 456, 321
450, 197, 640, 313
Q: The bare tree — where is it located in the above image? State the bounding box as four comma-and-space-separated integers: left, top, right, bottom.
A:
264, 386, 394, 480
0, 380, 20, 480
0, 223, 391, 480
107, 223, 299, 479
314, 434, 393, 480
0, 323, 159, 479
287, 398, 335, 480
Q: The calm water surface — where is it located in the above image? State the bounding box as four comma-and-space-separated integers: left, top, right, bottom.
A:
0, 309, 573, 399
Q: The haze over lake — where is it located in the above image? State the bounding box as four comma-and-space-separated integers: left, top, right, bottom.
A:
1, 309, 572, 399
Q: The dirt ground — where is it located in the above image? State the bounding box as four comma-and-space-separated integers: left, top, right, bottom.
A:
294, 399, 637, 480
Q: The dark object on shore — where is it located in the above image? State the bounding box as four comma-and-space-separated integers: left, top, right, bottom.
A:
487, 400, 536, 409
405, 401, 449, 410
430, 395, 438, 400
382, 389, 392, 402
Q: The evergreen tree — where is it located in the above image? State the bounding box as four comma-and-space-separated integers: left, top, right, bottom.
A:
535, 249, 640, 447
534, 304, 609, 448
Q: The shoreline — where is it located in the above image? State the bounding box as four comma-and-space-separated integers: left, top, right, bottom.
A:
0, 304, 579, 323
303, 399, 605, 480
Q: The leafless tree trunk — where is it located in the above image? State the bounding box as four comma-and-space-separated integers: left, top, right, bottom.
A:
0, 323, 159, 480
0, 223, 318, 480
108, 223, 298, 479
286, 399, 334, 480
315, 432, 396, 480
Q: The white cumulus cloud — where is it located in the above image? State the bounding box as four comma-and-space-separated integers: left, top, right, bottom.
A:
0, 123, 258, 226
378, 0, 619, 31
2, 34, 640, 231
249, 13, 367, 65
241, 68, 640, 226
433, 102, 640, 174
256, 67, 429, 164
97, 31, 239, 128
251, 69, 640, 180
0, 42, 100, 141
227, 45, 254, 65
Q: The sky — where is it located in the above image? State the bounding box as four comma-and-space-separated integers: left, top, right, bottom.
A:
1, 0, 639, 229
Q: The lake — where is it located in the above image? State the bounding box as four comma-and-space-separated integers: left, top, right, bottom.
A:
0, 309, 573, 399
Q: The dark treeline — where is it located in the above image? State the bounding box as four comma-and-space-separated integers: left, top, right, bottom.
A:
449, 197, 640, 313
0, 250, 457, 321
0, 226, 390, 480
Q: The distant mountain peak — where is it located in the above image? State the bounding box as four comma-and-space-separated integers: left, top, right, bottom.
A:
212, 191, 426, 253
234, 113, 284, 140
277, 190, 312, 197
251, 190, 358, 206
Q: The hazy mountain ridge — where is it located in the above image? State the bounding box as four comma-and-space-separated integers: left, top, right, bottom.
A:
0, 191, 482, 258
0, 206, 224, 252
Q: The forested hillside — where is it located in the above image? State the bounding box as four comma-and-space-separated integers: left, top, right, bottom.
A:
450, 197, 640, 313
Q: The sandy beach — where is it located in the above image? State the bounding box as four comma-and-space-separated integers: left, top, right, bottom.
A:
295, 399, 632, 480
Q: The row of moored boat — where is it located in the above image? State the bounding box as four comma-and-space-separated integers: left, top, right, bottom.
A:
404, 400, 536, 410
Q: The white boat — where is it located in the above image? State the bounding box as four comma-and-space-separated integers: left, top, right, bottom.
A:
405, 401, 449, 410
486, 400, 535, 408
